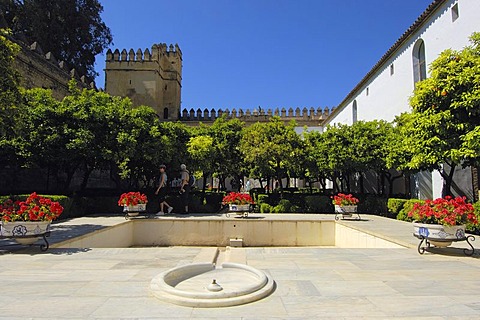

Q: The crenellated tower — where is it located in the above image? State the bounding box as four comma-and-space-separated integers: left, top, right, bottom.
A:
105, 43, 182, 119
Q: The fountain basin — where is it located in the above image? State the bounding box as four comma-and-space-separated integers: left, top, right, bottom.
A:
150, 262, 275, 307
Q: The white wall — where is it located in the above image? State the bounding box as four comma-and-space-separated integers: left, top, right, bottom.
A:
324, 0, 480, 198
328, 0, 480, 126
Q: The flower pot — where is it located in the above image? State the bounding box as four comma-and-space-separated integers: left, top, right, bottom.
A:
334, 205, 357, 216
413, 222, 466, 247
228, 204, 250, 212
123, 204, 147, 215
1, 221, 51, 245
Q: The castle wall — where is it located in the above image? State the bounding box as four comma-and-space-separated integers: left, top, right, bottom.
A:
179, 106, 332, 127
14, 40, 92, 99
324, 0, 480, 199
105, 44, 182, 119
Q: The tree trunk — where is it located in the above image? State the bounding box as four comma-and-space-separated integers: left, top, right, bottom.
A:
359, 172, 364, 194
80, 165, 95, 191
440, 163, 455, 197
319, 178, 326, 192
332, 172, 339, 193
201, 171, 208, 202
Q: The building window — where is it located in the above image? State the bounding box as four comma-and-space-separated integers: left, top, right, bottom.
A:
352, 100, 358, 123
452, 3, 459, 22
366, 87, 369, 96
163, 107, 169, 119
412, 39, 427, 84
390, 63, 394, 75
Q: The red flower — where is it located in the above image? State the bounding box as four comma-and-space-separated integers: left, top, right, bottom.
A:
408, 196, 477, 226
331, 193, 359, 206
118, 192, 148, 207
0, 192, 64, 222
222, 192, 254, 205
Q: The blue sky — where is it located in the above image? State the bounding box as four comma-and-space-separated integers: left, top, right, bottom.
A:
95, 0, 433, 110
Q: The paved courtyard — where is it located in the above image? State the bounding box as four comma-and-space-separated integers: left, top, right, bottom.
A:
0, 214, 480, 319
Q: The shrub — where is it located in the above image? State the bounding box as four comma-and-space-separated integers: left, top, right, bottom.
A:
205, 192, 225, 212
387, 198, 409, 218
357, 195, 388, 215
304, 195, 333, 213
397, 199, 425, 222
260, 203, 273, 213
273, 199, 292, 213
470, 201, 480, 233
257, 194, 270, 205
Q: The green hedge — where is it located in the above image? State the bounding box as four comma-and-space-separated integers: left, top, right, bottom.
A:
397, 199, 425, 222
357, 195, 388, 215
272, 199, 293, 213
387, 198, 409, 219
260, 203, 273, 213
304, 195, 333, 213
257, 194, 270, 205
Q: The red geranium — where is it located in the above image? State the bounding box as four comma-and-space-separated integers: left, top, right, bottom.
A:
331, 193, 359, 206
118, 192, 148, 206
222, 192, 254, 205
0, 192, 64, 222
408, 196, 477, 226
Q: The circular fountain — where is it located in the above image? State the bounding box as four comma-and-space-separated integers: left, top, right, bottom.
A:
150, 262, 275, 307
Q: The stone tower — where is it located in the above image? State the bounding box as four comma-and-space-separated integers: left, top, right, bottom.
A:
104, 43, 182, 120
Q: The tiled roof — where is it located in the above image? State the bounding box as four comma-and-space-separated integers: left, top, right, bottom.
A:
326, 0, 446, 123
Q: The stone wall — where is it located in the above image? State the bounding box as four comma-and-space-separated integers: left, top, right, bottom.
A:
14, 40, 93, 99
105, 43, 182, 119
180, 106, 333, 126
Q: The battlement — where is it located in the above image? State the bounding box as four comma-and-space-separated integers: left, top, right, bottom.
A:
11, 37, 94, 99
105, 43, 182, 63
179, 106, 334, 125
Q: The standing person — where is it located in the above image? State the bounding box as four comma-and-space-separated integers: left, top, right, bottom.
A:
179, 164, 190, 214
155, 164, 173, 215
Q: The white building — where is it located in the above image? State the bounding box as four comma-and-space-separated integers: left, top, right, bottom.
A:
323, 0, 480, 200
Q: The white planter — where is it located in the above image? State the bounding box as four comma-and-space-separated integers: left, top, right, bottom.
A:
334, 205, 357, 216
124, 204, 147, 215
228, 204, 250, 212
413, 222, 466, 247
1, 221, 51, 245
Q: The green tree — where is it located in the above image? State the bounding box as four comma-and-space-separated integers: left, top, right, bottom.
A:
240, 117, 302, 194
116, 105, 167, 189
405, 32, 480, 196
187, 135, 215, 193
0, 28, 22, 184
209, 116, 246, 191
0, 28, 21, 137
2, 0, 112, 78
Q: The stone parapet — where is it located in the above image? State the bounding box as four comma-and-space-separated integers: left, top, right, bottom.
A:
14, 39, 93, 99
179, 107, 332, 126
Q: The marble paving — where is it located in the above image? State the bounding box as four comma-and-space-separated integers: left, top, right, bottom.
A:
0, 214, 479, 319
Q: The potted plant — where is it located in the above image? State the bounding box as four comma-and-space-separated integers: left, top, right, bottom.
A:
222, 192, 254, 213
0, 192, 64, 244
332, 193, 359, 218
409, 196, 477, 247
118, 192, 148, 216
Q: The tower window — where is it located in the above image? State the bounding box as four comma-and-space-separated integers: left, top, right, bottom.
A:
163, 107, 169, 119
164, 85, 168, 91
412, 39, 427, 84
390, 64, 394, 75
366, 87, 369, 96
129, 80, 132, 85
452, 3, 459, 22
352, 100, 358, 123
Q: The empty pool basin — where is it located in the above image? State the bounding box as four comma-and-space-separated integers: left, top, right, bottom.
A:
150, 262, 275, 307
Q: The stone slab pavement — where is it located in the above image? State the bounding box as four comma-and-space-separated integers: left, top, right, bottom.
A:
0, 213, 479, 319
